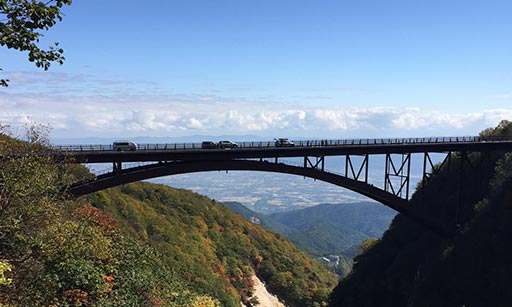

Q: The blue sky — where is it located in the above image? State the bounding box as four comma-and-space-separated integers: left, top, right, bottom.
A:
1, 0, 511, 140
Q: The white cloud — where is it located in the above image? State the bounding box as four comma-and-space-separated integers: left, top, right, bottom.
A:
187, 118, 203, 129
1, 75, 511, 139
390, 108, 512, 133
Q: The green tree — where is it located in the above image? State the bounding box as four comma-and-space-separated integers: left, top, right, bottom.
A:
0, 124, 70, 305
0, 0, 72, 87
0, 125, 221, 306
359, 237, 379, 255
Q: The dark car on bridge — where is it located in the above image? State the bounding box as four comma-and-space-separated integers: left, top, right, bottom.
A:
201, 141, 217, 149
275, 138, 295, 147
112, 141, 138, 151
218, 140, 239, 149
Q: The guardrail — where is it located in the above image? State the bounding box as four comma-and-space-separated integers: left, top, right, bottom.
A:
51, 136, 512, 152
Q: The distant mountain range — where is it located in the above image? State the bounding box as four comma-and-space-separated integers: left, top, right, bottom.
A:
223, 201, 396, 258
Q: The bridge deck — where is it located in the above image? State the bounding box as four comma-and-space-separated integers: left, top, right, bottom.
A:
52, 137, 512, 163
57, 136, 512, 237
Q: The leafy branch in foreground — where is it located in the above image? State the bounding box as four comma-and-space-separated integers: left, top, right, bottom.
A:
0, 0, 72, 86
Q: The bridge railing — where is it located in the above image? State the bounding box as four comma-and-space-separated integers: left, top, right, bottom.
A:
51, 136, 512, 152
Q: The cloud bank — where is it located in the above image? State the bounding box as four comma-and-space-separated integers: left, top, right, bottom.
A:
1, 72, 510, 139
2, 91, 510, 139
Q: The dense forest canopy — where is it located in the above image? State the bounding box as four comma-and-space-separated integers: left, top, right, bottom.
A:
0, 125, 337, 306
329, 120, 512, 306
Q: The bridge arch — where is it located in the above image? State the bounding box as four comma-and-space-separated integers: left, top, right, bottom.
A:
69, 159, 448, 235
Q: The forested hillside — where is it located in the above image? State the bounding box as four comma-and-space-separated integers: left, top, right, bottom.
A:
269, 202, 395, 257
329, 120, 512, 306
88, 183, 338, 307
0, 126, 337, 307
1, 130, 216, 306
223, 201, 294, 235
225, 201, 395, 258
225, 201, 395, 277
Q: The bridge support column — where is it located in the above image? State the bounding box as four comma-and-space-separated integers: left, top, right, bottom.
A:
113, 162, 122, 173
384, 153, 411, 199
345, 154, 369, 183
422, 152, 452, 184
304, 156, 325, 171
456, 151, 466, 226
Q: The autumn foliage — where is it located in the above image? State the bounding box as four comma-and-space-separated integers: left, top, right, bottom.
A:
0, 127, 220, 306
89, 182, 338, 307
0, 125, 336, 306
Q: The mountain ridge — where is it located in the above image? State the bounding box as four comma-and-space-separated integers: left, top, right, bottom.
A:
225, 201, 396, 257
224, 200, 396, 278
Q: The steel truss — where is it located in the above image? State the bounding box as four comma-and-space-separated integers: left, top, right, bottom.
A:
384, 153, 411, 199
63, 139, 511, 237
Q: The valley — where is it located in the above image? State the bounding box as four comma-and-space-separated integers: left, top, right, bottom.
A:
224, 201, 396, 277
151, 170, 371, 214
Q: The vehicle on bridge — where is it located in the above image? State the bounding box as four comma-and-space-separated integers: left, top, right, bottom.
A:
217, 140, 239, 149
201, 141, 217, 149
113, 141, 138, 151
275, 138, 295, 147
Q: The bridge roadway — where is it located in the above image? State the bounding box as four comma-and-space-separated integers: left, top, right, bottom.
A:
54, 136, 512, 237
53, 136, 512, 164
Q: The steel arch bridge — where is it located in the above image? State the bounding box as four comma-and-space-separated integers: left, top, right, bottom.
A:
54, 136, 512, 236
